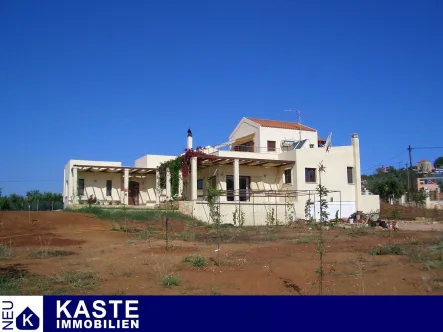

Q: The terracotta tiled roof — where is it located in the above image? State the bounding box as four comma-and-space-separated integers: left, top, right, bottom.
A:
318, 137, 326, 142
247, 118, 316, 132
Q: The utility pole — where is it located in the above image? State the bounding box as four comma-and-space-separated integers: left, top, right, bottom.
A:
406, 162, 411, 193
408, 145, 413, 170
408, 145, 413, 193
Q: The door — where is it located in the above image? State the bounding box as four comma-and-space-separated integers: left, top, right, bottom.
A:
226, 175, 250, 201
128, 181, 140, 205
239, 176, 250, 201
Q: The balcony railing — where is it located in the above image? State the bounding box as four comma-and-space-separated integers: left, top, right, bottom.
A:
217, 145, 282, 153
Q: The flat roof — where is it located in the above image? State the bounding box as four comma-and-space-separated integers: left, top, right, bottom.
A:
73, 164, 156, 175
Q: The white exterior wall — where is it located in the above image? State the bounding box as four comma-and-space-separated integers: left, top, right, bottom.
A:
294, 146, 356, 200
259, 127, 319, 151
63, 160, 122, 208
134, 154, 176, 168
76, 171, 123, 202
360, 195, 380, 213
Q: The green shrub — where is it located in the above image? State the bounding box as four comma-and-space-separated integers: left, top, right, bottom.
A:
369, 245, 403, 256
161, 274, 180, 288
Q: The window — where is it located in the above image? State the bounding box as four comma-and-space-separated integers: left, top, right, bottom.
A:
197, 179, 203, 190
284, 169, 292, 184
347, 167, 354, 184
267, 140, 276, 152
305, 168, 316, 183
77, 179, 85, 195
208, 176, 216, 190
309, 144, 314, 148
106, 180, 112, 196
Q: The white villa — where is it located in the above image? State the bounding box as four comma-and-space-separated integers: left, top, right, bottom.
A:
63, 117, 380, 225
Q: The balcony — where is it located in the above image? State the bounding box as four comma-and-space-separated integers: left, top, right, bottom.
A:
230, 145, 281, 154
205, 144, 280, 160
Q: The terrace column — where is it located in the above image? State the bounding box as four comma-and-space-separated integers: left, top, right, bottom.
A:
191, 157, 197, 200
155, 171, 160, 204
72, 166, 78, 204
123, 168, 129, 205
178, 169, 183, 199
233, 158, 240, 201
166, 168, 171, 199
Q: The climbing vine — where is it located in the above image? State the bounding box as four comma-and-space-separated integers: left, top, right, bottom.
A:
305, 198, 312, 222
232, 206, 245, 227
285, 195, 295, 225
157, 147, 215, 199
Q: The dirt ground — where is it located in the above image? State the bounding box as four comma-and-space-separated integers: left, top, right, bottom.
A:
1, 211, 443, 295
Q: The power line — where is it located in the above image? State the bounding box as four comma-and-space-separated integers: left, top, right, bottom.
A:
361, 150, 408, 173
0, 180, 59, 183
411, 146, 443, 150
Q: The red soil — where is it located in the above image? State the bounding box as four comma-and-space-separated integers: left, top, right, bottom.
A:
0, 211, 442, 295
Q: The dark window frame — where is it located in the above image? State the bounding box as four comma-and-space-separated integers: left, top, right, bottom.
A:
106, 180, 112, 196
284, 169, 292, 184
78, 179, 85, 196
305, 168, 316, 183
347, 167, 354, 184
267, 140, 276, 152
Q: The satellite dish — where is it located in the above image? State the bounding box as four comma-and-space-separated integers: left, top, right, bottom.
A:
325, 132, 332, 152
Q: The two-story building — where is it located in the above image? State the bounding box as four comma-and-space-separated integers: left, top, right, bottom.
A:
63, 117, 380, 225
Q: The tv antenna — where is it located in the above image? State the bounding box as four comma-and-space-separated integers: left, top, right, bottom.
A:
284, 109, 302, 142
325, 132, 332, 152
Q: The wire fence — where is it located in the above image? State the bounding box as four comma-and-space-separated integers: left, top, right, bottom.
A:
194, 189, 346, 225
0, 200, 63, 211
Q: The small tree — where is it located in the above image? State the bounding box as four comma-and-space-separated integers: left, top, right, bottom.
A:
411, 188, 428, 207
434, 156, 443, 169
205, 180, 222, 265
316, 163, 329, 223
315, 161, 329, 295
0, 188, 10, 211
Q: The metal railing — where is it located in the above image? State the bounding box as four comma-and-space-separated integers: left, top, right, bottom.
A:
197, 188, 342, 202
216, 145, 282, 153
194, 188, 344, 225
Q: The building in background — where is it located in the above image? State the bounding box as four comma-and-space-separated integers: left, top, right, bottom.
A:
416, 160, 443, 204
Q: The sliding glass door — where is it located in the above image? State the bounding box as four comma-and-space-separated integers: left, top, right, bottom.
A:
226, 175, 250, 201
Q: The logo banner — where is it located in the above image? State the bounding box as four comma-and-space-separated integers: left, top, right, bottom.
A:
1, 295, 440, 331
1, 296, 43, 332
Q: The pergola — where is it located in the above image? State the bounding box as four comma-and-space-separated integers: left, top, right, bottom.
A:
73, 165, 156, 175
198, 156, 295, 168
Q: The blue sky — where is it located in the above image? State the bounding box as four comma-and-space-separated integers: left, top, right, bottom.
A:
1, 0, 442, 195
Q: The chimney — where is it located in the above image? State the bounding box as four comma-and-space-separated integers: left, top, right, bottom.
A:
187, 128, 193, 150
352, 133, 362, 211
